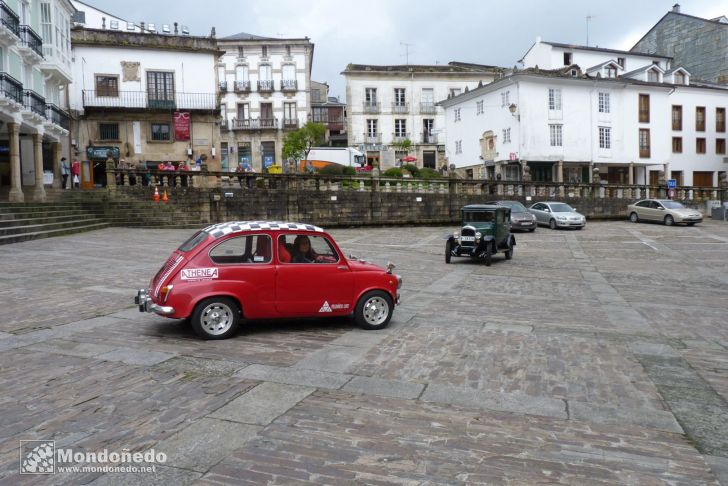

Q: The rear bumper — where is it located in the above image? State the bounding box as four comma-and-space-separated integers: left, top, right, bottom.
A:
135, 289, 175, 316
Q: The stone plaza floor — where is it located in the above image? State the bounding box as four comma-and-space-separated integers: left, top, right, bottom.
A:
1, 220, 728, 484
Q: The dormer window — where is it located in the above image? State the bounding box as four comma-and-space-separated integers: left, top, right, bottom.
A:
674, 72, 685, 84
617, 57, 625, 68
564, 52, 573, 65
647, 69, 659, 82
605, 65, 617, 78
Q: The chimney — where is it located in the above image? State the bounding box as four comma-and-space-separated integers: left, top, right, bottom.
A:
140, 21, 145, 32
672, 3, 680, 13
211, 26, 216, 38
174, 22, 178, 34
101, 16, 106, 29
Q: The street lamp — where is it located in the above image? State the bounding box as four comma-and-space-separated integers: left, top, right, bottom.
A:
508, 103, 519, 121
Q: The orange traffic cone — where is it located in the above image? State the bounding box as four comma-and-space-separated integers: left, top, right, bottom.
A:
153, 186, 160, 202
162, 190, 169, 203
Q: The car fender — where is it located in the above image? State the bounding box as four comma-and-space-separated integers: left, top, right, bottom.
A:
169, 280, 260, 318
476, 236, 494, 252
353, 285, 397, 309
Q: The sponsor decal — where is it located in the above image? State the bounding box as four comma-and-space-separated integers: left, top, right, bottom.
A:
330, 303, 350, 310
319, 301, 349, 312
181, 268, 219, 281
319, 301, 332, 313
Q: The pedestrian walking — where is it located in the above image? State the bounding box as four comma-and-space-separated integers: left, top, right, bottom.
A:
71, 158, 80, 189
60, 157, 70, 189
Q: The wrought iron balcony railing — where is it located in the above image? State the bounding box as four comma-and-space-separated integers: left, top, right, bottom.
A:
46, 103, 70, 130
281, 79, 297, 91
258, 80, 274, 92
23, 89, 46, 117
421, 131, 438, 144
420, 102, 437, 114
392, 102, 409, 114
234, 80, 250, 92
82, 90, 217, 110
0, 1, 19, 38
363, 102, 380, 114
231, 118, 279, 130
283, 118, 299, 129
0, 72, 23, 104
20, 25, 43, 57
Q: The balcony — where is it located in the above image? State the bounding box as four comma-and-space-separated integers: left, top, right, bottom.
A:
231, 118, 278, 130
0, 72, 23, 105
283, 118, 299, 129
19, 25, 43, 59
392, 132, 411, 143
420, 102, 437, 114
82, 90, 217, 110
392, 102, 409, 114
45, 103, 70, 130
0, 1, 19, 41
421, 131, 438, 144
234, 80, 251, 93
363, 102, 380, 114
219, 81, 228, 93
23, 89, 46, 118
362, 133, 381, 145
281, 79, 297, 92
258, 80, 274, 93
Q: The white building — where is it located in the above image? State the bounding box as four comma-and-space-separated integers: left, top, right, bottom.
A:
440, 39, 728, 187
342, 62, 503, 170
0, 0, 73, 202
68, 14, 220, 186
216, 32, 313, 171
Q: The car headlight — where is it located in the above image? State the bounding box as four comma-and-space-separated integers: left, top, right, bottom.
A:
453, 231, 459, 239
475, 232, 482, 239
531, 214, 536, 221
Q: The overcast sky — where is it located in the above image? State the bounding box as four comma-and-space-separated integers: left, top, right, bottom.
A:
89, 0, 725, 98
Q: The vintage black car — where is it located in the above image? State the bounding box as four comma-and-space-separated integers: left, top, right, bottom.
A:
445, 205, 516, 266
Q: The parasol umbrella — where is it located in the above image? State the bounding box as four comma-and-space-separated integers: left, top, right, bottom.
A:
401, 155, 417, 162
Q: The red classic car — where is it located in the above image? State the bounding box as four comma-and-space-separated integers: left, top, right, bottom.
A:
135, 221, 402, 339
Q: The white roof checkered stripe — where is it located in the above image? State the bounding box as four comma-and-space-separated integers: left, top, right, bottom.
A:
203, 221, 325, 238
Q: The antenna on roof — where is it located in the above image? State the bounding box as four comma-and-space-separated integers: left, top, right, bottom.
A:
586, 15, 594, 46
400, 41, 413, 66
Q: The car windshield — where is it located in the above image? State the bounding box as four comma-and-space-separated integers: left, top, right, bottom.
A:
506, 202, 527, 213
661, 201, 685, 209
549, 203, 574, 213
463, 211, 495, 222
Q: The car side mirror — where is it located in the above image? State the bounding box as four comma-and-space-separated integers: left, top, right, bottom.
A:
658, 207, 664, 210
572, 208, 577, 211
348, 254, 358, 261
544, 208, 550, 213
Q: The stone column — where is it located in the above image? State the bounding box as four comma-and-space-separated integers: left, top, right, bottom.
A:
663, 162, 670, 182
8, 122, 23, 203
628, 161, 634, 185
32, 134, 47, 202
588, 163, 594, 184
556, 160, 563, 183
52, 142, 62, 189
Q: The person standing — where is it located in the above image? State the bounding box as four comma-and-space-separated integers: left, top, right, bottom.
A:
71, 158, 80, 189
60, 157, 70, 189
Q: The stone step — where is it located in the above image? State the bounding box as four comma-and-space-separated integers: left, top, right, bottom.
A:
0, 222, 110, 245
0, 209, 103, 219
0, 213, 102, 228
0, 217, 108, 237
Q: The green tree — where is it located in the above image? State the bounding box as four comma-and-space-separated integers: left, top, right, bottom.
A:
391, 138, 412, 154
282, 122, 327, 162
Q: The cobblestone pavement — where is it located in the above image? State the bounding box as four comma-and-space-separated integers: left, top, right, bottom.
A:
1, 220, 728, 484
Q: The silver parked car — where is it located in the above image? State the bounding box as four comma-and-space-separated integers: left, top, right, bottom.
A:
627, 199, 703, 226
529, 201, 586, 230
484, 200, 537, 232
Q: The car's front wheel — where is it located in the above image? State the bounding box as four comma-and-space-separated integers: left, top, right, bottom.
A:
630, 212, 639, 223
445, 240, 452, 264
664, 215, 675, 226
191, 297, 240, 340
549, 219, 557, 230
484, 243, 492, 266
505, 242, 513, 260
354, 291, 393, 330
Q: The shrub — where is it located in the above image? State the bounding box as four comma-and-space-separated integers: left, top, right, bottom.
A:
318, 164, 345, 175
382, 168, 403, 178
402, 164, 419, 177
417, 168, 442, 179
343, 166, 357, 176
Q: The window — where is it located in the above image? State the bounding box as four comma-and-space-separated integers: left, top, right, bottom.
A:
502, 128, 511, 143
638, 94, 650, 123
95, 75, 118, 97
278, 234, 339, 264
98, 122, 119, 141
151, 123, 171, 141
696, 107, 705, 131
476, 100, 484, 115
282, 64, 295, 81
716, 108, 725, 132
394, 119, 407, 137
449, 88, 461, 97
717, 139, 726, 155
549, 124, 562, 147
672, 137, 682, 153
696, 138, 706, 154
366, 119, 377, 136
237, 103, 249, 119
598, 92, 610, 113
605, 65, 617, 78
237, 46, 244, 58
147, 71, 175, 107
500, 91, 510, 107
639, 129, 650, 158
394, 88, 406, 106
261, 45, 268, 57
617, 57, 625, 68
455, 140, 462, 154
365, 87, 377, 104
217, 65, 226, 88
259, 64, 272, 81
674, 72, 685, 85
647, 69, 659, 82
210, 234, 272, 265
285, 45, 291, 57
284, 102, 296, 123
41, 3, 51, 56
563, 52, 572, 65
599, 127, 611, 149
672, 105, 682, 131
548, 88, 561, 111
454, 108, 461, 122
235, 65, 248, 82
220, 104, 227, 121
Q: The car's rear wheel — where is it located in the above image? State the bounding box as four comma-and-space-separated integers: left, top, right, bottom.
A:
549, 219, 557, 230
354, 291, 393, 330
630, 212, 639, 223
484, 243, 492, 266
664, 215, 675, 226
445, 240, 452, 264
191, 297, 240, 340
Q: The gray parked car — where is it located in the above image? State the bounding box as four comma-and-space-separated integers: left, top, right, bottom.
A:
627, 199, 703, 226
484, 200, 537, 232
529, 201, 586, 230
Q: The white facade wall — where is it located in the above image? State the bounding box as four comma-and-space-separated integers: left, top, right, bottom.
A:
70, 0, 142, 32
522, 41, 670, 73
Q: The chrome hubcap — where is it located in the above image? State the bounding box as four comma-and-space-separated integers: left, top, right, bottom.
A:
201, 303, 234, 335
362, 297, 389, 326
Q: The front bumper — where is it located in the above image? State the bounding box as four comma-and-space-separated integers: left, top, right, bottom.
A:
512, 220, 536, 229
555, 220, 585, 228
678, 217, 703, 223
135, 288, 175, 315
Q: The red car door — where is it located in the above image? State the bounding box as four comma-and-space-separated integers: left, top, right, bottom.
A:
275, 234, 354, 316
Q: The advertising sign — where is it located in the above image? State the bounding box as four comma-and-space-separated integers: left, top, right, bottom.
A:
264, 156, 273, 168
174, 112, 190, 141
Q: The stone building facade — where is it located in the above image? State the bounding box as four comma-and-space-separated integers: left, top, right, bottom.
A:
631, 4, 728, 84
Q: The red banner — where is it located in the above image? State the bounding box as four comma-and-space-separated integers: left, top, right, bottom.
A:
174, 112, 190, 141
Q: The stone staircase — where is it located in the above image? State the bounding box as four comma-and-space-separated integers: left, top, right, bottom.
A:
0, 198, 109, 245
